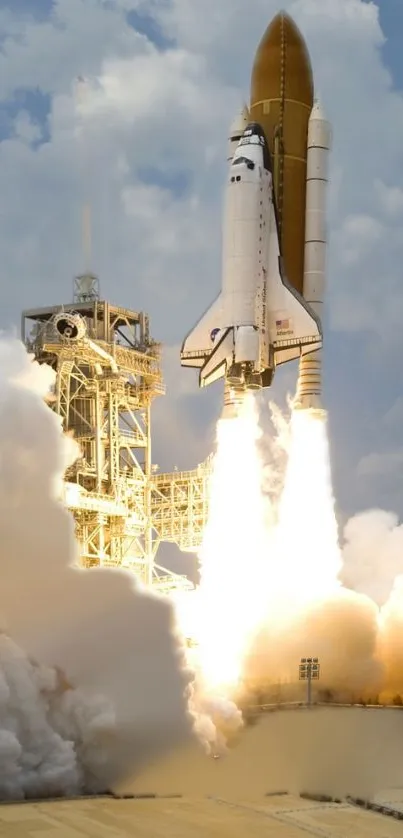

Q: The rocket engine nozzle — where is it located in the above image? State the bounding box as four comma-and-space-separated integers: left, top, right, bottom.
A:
245, 371, 263, 391
222, 381, 245, 419
226, 363, 245, 388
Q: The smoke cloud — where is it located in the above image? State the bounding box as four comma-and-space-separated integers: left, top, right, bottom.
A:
244, 588, 383, 704
342, 509, 403, 606
232, 406, 403, 711
184, 395, 403, 804
0, 338, 195, 799
5, 333, 403, 801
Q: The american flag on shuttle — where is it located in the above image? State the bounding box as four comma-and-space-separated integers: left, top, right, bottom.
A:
276, 318, 290, 330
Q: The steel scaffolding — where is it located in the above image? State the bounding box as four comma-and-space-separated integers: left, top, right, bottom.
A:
22, 287, 211, 593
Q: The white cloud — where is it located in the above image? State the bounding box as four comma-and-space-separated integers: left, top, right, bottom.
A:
336, 214, 384, 266
375, 179, 403, 216
0, 0, 145, 98
383, 397, 403, 429
357, 449, 403, 481
1, 0, 403, 513
13, 109, 43, 144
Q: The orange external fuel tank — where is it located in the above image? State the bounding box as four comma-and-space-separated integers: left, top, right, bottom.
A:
250, 11, 314, 295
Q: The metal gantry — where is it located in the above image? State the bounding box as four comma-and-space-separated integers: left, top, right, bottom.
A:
151, 460, 212, 552
22, 283, 211, 593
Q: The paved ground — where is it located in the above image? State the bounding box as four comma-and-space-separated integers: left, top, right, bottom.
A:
1, 793, 403, 838
3, 707, 403, 837
117, 706, 403, 800
376, 788, 403, 814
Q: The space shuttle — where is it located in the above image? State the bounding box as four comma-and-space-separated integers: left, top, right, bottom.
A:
180, 122, 322, 395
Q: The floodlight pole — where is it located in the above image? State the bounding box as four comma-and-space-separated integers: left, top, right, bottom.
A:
299, 657, 320, 707
307, 663, 312, 707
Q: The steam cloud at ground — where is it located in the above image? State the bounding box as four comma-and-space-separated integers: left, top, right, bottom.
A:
0, 339, 195, 799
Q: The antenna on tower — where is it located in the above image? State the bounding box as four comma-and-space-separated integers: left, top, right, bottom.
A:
73, 74, 100, 303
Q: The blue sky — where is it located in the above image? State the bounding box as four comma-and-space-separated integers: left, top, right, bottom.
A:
378, 0, 403, 86
1, 0, 403, 536
0, 0, 53, 18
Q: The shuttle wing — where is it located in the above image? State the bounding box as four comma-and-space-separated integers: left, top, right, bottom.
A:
181, 294, 222, 369
273, 275, 323, 366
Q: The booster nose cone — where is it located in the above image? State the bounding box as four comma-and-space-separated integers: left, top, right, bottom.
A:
308, 99, 332, 150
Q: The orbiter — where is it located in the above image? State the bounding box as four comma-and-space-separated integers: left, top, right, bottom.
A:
181, 122, 321, 392
181, 10, 331, 411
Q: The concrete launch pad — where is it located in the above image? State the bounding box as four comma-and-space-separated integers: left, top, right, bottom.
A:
2, 792, 403, 838
3, 706, 403, 836
115, 706, 403, 801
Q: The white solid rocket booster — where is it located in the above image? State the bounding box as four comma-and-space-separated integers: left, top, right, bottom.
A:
295, 100, 332, 410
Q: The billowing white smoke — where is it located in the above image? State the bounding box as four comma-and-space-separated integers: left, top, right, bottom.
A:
0, 339, 194, 799
342, 509, 403, 606
340, 505, 403, 700
0, 634, 116, 800
242, 405, 403, 706
240, 408, 383, 703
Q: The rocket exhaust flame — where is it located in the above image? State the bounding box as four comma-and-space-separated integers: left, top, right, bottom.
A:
187, 395, 403, 730
272, 408, 341, 604
194, 394, 269, 697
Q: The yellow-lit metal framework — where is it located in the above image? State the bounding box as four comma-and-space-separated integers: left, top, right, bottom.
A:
22, 279, 211, 593
151, 461, 212, 554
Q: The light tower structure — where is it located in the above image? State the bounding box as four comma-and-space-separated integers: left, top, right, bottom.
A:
22, 274, 211, 592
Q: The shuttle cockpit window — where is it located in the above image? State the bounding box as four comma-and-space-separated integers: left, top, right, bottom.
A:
233, 157, 255, 170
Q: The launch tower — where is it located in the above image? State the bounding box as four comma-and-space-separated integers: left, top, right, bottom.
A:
22, 274, 211, 593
